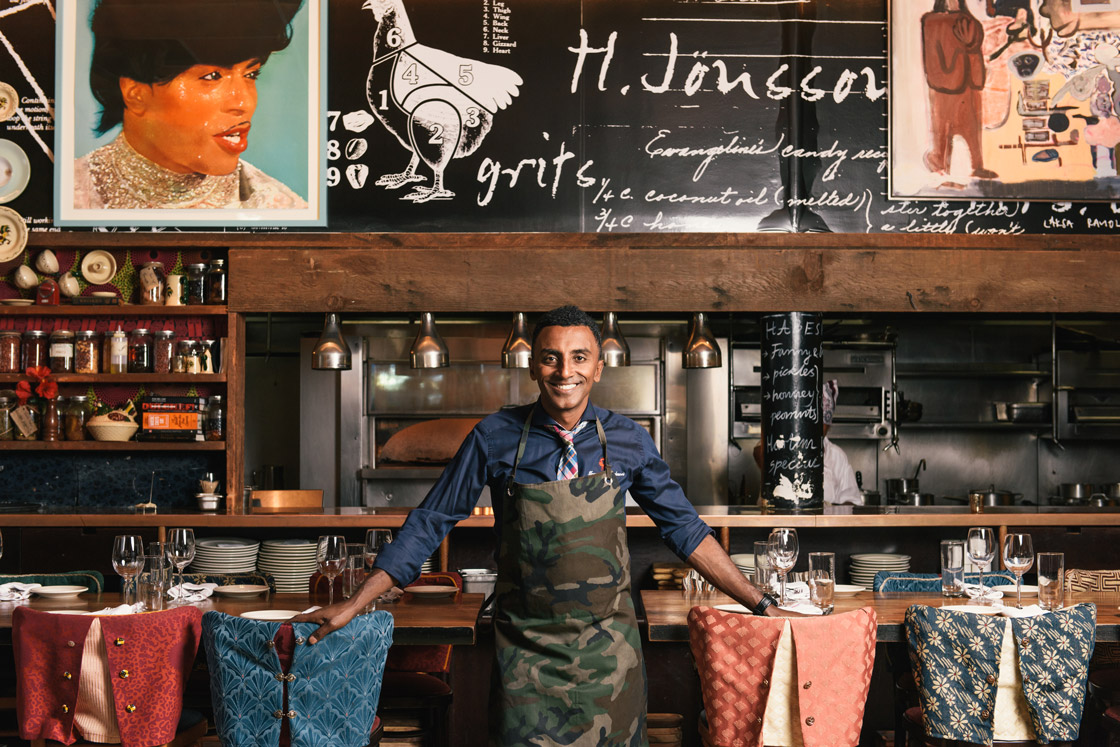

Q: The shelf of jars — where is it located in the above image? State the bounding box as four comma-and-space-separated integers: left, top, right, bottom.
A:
0, 304, 229, 317
0, 374, 226, 384
0, 440, 225, 451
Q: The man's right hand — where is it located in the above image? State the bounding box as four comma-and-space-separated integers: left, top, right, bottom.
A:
291, 602, 361, 645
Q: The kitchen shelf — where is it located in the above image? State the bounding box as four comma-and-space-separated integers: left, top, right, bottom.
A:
896, 364, 1049, 379
899, 421, 1049, 430
0, 374, 225, 384
0, 441, 225, 451
0, 304, 229, 317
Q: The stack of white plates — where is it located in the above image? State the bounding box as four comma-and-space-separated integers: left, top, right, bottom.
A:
189, 537, 260, 574
730, 553, 755, 578
257, 539, 319, 593
849, 553, 910, 588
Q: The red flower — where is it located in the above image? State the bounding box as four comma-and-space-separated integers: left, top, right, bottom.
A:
17, 366, 57, 402
15, 380, 32, 405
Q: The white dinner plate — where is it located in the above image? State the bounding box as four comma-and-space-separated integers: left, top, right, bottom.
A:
939, 605, 1002, 615
851, 553, 911, 560
406, 585, 458, 599
834, 584, 866, 595
0, 139, 30, 204
213, 584, 270, 598
0, 205, 27, 263
1, 299, 32, 305
46, 610, 89, 615
197, 537, 258, 549
240, 609, 301, 621
993, 584, 1038, 594
32, 585, 87, 598
714, 604, 751, 614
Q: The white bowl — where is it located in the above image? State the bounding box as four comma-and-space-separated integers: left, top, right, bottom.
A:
214, 584, 270, 598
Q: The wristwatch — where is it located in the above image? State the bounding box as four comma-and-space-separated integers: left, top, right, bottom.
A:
751, 593, 778, 616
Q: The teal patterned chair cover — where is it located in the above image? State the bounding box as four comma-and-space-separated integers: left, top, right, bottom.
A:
0, 570, 105, 592
874, 570, 1016, 592
203, 611, 393, 747
905, 603, 1096, 745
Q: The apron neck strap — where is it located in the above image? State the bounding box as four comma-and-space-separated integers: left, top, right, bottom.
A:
506, 405, 611, 494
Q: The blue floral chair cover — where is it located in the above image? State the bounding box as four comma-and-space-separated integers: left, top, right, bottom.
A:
203, 611, 393, 747
874, 570, 1017, 592
905, 603, 1096, 745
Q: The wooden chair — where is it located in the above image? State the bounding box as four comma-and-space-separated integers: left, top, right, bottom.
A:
249, 490, 323, 513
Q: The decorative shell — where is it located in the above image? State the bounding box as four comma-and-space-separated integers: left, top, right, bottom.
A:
59, 271, 80, 298
13, 264, 36, 289
34, 249, 58, 275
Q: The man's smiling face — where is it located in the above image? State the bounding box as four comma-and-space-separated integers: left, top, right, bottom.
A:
529, 324, 604, 430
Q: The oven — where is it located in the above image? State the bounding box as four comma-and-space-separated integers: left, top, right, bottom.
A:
1054, 350, 1120, 440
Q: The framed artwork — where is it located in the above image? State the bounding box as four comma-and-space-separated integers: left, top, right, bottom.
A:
55, 0, 326, 227
889, 0, 1120, 201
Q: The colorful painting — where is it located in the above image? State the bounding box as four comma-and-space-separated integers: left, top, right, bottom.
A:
55, 0, 326, 227
890, 0, 1120, 201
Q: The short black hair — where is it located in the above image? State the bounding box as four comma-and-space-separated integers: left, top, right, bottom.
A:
88, 0, 305, 135
532, 305, 602, 355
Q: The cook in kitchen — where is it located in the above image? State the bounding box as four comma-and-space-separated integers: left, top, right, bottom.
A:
296, 305, 794, 745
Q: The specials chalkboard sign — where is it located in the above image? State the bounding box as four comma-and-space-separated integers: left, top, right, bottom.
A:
4, 0, 1120, 234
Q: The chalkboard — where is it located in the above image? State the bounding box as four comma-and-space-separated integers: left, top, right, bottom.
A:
4, 0, 1120, 234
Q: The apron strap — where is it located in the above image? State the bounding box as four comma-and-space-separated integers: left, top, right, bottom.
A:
506, 405, 612, 494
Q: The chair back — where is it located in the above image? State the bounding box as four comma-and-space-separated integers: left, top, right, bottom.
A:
1067, 568, 1120, 593
385, 572, 462, 675
905, 603, 1096, 745
687, 605, 876, 747
14, 605, 201, 747
203, 610, 393, 747
183, 570, 276, 592
874, 570, 1016, 592
0, 570, 105, 593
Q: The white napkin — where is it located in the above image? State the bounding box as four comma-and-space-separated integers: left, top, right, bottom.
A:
87, 604, 143, 615
0, 582, 41, 601
778, 601, 825, 616
168, 582, 218, 602
782, 581, 811, 601
998, 603, 1046, 618
963, 583, 1004, 600
378, 587, 404, 603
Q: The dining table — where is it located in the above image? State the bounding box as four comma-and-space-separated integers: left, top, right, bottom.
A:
0, 590, 487, 645
641, 589, 1120, 643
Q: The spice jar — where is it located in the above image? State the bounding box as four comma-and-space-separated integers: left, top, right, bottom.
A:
0, 394, 14, 440
198, 338, 217, 373
206, 259, 227, 305
0, 331, 20, 373
172, 339, 189, 373
206, 395, 224, 441
137, 261, 166, 305
21, 330, 47, 370
49, 330, 76, 373
64, 395, 91, 441
128, 328, 152, 373
153, 330, 175, 374
109, 327, 127, 374
185, 264, 208, 305
75, 330, 100, 374
12, 400, 39, 440
182, 340, 201, 374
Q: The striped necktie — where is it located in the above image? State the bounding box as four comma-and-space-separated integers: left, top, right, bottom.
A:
551, 421, 587, 480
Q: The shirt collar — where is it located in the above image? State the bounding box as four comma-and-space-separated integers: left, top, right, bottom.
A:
531, 399, 598, 430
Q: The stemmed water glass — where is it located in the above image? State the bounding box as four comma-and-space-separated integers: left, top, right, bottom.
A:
1002, 533, 1034, 609
364, 529, 393, 572
318, 535, 347, 606
166, 528, 196, 603
767, 528, 799, 607
112, 534, 144, 606
966, 527, 996, 604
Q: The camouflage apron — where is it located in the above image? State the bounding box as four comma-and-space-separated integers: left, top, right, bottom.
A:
489, 409, 647, 747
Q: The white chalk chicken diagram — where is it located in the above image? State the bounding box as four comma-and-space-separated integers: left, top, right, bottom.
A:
362, 0, 523, 202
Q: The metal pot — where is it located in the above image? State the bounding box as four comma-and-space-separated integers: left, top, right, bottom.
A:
1089, 493, 1119, 508
968, 486, 1019, 507
884, 478, 919, 498
1059, 483, 1092, 502
861, 490, 882, 506
1102, 483, 1120, 501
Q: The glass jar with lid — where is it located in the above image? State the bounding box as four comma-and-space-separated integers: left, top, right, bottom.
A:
0, 393, 14, 440
206, 395, 224, 441
185, 264, 208, 305
136, 261, 166, 305
75, 330, 100, 374
206, 259, 227, 305
128, 328, 153, 373
13, 400, 40, 441
64, 395, 92, 441
0, 331, 20, 373
21, 330, 47, 370
177, 339, 201, 374
153, 330, 176, 374
49, 330, 76, 373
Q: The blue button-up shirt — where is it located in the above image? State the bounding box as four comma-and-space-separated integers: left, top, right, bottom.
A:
374, 401, 714, 586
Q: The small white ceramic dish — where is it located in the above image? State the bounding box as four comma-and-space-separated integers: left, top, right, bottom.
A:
993, 584, 1038, 594
0, 140, 30, 204
406, 585, 458, 599
0, 206, 27, 264
240, 609, 301, 621
32, 585, 87, 598
1, 299, 32, 305
81, 250, 117, 285
214, 584, 270, 598
834, 584, 866, 595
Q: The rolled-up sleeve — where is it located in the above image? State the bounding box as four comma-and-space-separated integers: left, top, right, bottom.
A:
372, 428, 489, 586
627, 426, 713, 559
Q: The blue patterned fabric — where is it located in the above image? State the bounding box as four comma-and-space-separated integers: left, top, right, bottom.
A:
905, 603, 1096, 745
203, 611, 394, 747
874, 570, 1017, 592
0, 571, 105, 592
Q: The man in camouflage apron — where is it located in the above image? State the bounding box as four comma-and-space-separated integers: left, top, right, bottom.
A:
298, 306, 789, 746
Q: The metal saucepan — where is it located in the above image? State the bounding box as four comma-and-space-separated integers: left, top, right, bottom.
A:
885, 459, 927, 499
1059, 483, 1093, 502
1089, 493, 1119, 508
1101, 483, 1120, 501
893, 491, 935, 506
968, 486, 1020, 507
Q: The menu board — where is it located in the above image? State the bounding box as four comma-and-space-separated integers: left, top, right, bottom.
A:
3, 0, 1120, 234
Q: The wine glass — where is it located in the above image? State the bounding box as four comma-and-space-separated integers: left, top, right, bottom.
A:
1002, 533, 1034, 609
364, 529, 393, 572
767, 528, 799, 607
318, 535, 347, 606
966, 527, 996, 604
112, 534, 144, 606
166, 528, 196, 603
